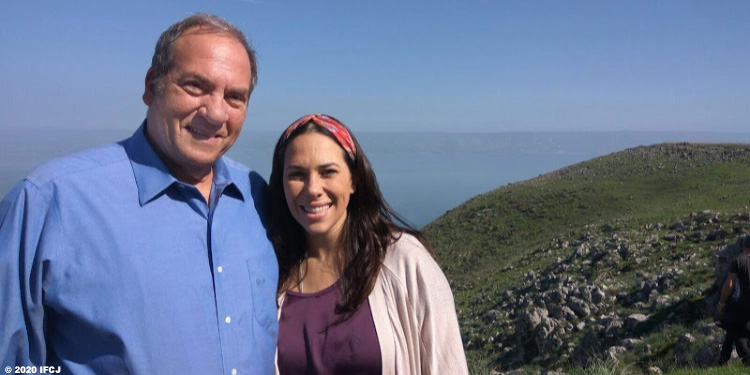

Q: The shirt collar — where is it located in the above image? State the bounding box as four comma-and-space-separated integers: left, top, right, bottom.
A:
211, 153, 240, 201
125, 120, 242, 206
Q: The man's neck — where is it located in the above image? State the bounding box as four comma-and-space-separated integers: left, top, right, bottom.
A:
143, 128, 215, 204
192, 173, 214, 205
162, 160, 214, 204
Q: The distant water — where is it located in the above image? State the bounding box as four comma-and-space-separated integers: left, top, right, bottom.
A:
2, 128, 750, 228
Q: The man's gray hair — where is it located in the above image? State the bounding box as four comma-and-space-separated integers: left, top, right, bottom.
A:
150, 13, 258, 95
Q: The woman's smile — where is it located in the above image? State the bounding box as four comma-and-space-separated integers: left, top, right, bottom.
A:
283, 133, 355, 244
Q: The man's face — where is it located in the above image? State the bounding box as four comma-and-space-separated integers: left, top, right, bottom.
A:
143, 30, 252, 182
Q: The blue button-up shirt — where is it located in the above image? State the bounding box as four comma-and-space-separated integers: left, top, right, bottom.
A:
0, 123, 279, 375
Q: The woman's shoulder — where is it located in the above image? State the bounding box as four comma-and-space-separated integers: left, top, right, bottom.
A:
381, 232, 441, 279
385, 232, 431, 260
377, 232, 456, 310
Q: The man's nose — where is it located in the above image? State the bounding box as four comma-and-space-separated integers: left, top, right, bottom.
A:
199, 93, 230, 126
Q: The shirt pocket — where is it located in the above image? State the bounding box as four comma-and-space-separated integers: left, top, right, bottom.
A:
246, 257, 278, 330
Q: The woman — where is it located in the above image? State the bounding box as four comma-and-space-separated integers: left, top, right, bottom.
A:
269, 113, 468, 374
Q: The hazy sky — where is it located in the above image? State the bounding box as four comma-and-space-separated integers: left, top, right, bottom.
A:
1, 0, 748, 133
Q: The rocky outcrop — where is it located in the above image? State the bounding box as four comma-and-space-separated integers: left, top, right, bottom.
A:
460, 210, 750, 370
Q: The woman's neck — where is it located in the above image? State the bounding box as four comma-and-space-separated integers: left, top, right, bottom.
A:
298, 237, 343, 293
306, 233, 342, 260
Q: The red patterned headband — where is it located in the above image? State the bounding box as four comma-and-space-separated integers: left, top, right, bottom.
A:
282, 114, 357, 160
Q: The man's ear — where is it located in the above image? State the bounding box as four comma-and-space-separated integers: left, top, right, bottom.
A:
142, 68, 157, 106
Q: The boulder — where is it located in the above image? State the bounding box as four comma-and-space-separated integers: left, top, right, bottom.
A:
694, 339, 722, 367
567, 297, 591, 318
560, 306, 577, 322
571, 331, 601, 366
670, 221, 688, 232
625, 313, 649, 331
620, 338, 642, 348
706, 227, 729, 241
675, 333, 698, 365
535, 317, 560, 354
603, 319, 623, 338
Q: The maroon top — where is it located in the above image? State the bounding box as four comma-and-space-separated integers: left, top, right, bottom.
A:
277, 282, 382, 375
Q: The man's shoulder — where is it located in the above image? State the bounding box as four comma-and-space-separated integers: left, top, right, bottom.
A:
220, 156, 256, 182
221, 156, 268, 189
25, 142, 128, 188
220, 155, 251, 173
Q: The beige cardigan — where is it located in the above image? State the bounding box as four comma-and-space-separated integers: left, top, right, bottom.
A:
369, 233, 469, 375
276, 233, 469, 375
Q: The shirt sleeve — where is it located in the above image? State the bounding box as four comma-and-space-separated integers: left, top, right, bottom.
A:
408, 242, 469, 375
0, 181, 50, 366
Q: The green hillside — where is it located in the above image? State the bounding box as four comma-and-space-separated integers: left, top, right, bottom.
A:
423, 143, 750, 373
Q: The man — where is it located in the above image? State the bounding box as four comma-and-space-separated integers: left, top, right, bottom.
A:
716, 236, 744, 365
0, 14, 278, 375
719, 235, 750, 365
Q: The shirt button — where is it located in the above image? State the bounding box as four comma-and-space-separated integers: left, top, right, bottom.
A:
217, 266, 223, 273
231, 369, 237, 375
225, 316, 231, 324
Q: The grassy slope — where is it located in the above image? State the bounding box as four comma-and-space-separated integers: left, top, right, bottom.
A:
426, 143, 750, 293
422, 143, 750, 371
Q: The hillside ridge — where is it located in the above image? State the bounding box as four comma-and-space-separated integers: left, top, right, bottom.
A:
423, 142, 750, 373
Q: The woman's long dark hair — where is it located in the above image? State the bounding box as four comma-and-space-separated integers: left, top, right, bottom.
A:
269, 116, 433, 318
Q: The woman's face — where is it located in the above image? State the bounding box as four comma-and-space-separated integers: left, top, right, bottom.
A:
282, 132, 355, 246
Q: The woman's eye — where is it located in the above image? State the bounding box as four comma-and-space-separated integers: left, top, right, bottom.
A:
321, 169, 337, 177
286, 172, 304, 180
